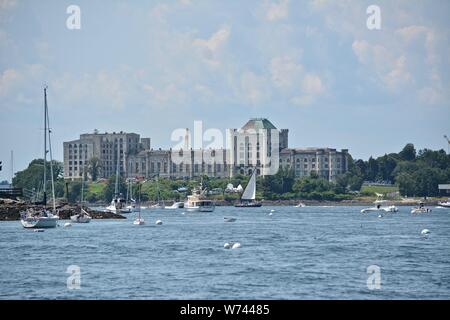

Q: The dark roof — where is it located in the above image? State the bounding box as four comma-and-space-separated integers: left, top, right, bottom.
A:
241, 118, 277, 130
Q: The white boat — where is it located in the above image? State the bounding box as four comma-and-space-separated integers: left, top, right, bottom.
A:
133, 183, 145, 225
295, 202, 306, 207
234, 169, 261, 208
361, 204, 399, 213
438, 199, 450, 208
164, 202, 184, 209
70, 208, 92, 223
20, 87, 59, 229
184, 181, 215, 212
70, 170, 92, 223
411, 202, 431, 214
106, 147, 129, 214
21, 209, 59, 228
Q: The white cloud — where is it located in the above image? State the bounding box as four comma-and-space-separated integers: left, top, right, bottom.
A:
239, 71, 271, 105
193, 26, 230, 68
301, 73, 324, 95
0, 68, 21, 96
265, 0, 289, 22
0, 0, 16, 11
269, 55, 303, 89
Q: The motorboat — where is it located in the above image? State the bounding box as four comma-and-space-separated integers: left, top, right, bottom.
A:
234, 169, 262, 208
295, 202, 306, 207
438, 199, 450, 208
411, 202, 431, 214
361, 204, 399, 213
184, 182, 215, 212
164, 202, 184, 209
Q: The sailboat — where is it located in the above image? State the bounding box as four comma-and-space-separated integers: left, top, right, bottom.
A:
106, 145, 130, 213
20, 87, 59, 228
70, 167, 92, 223
133, 183, 145, 225
150, 176, 165, 209
125, 179, 138, 212
234, 169, 262, 207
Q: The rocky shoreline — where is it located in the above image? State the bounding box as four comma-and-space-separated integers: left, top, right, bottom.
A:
0, 198, 126, 221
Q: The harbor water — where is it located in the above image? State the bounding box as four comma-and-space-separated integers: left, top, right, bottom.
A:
0, 206, 449, 299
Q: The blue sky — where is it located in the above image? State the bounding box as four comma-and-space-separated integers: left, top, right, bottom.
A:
1, 0, 449, 181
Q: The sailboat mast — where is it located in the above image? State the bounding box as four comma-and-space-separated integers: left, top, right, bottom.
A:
46, 99, 56, 212
115, 142, 119, 196
43, 87, 47, 206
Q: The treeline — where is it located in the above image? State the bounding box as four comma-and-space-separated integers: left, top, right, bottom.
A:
347, 144, 450, 197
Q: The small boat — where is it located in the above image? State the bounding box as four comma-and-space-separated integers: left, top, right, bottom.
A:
361, 204, 399, 213
133, 183, 145, 225
70, 172, 92, 223
106, 146, 130, 214
164, 202, 184, 209
438, 199, 450, 208
234, 169, 261, 207
70, 208, 92, 223
223, 217, 237, 222
295, 202, 306, 207
411, 202, 431, 214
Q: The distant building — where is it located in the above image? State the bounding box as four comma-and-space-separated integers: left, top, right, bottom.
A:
63, 131, 151, 180
63, 119, 350, 181
279, 148, 349, 181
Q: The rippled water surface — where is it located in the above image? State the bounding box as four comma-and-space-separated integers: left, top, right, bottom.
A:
1, 206, 449, 299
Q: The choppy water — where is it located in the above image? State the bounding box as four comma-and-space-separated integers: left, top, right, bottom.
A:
0, 206, 449, 300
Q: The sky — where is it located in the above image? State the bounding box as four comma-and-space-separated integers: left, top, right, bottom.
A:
0, 0, 449, 182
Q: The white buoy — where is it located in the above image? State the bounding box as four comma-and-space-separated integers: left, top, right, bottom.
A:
378, 214, 383, 218
224, 242, 231, 249
231, 242, 241, 249
155, 220, 163, 225
269, 212, 273, 216
63, 222, 72, 228
270, 209, 275, 212
421, 229, 430, 235
181, 212, 185, 215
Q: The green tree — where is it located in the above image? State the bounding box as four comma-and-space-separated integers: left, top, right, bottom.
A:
399, 143, 416, 161
88, 157, 102, 182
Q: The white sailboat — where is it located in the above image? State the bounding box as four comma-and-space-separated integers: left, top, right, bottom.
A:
234, 169, 261, 207
150, 176, 165, 209
125, 179, 139, 212
106, 146, 129, 213
70, 167, 92, 223
20, 87, 59, 228
133, 183, 145, 225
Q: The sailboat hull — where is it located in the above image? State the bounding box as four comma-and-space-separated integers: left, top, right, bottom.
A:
21, 216, 59, 228
234, 202, 262, 208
